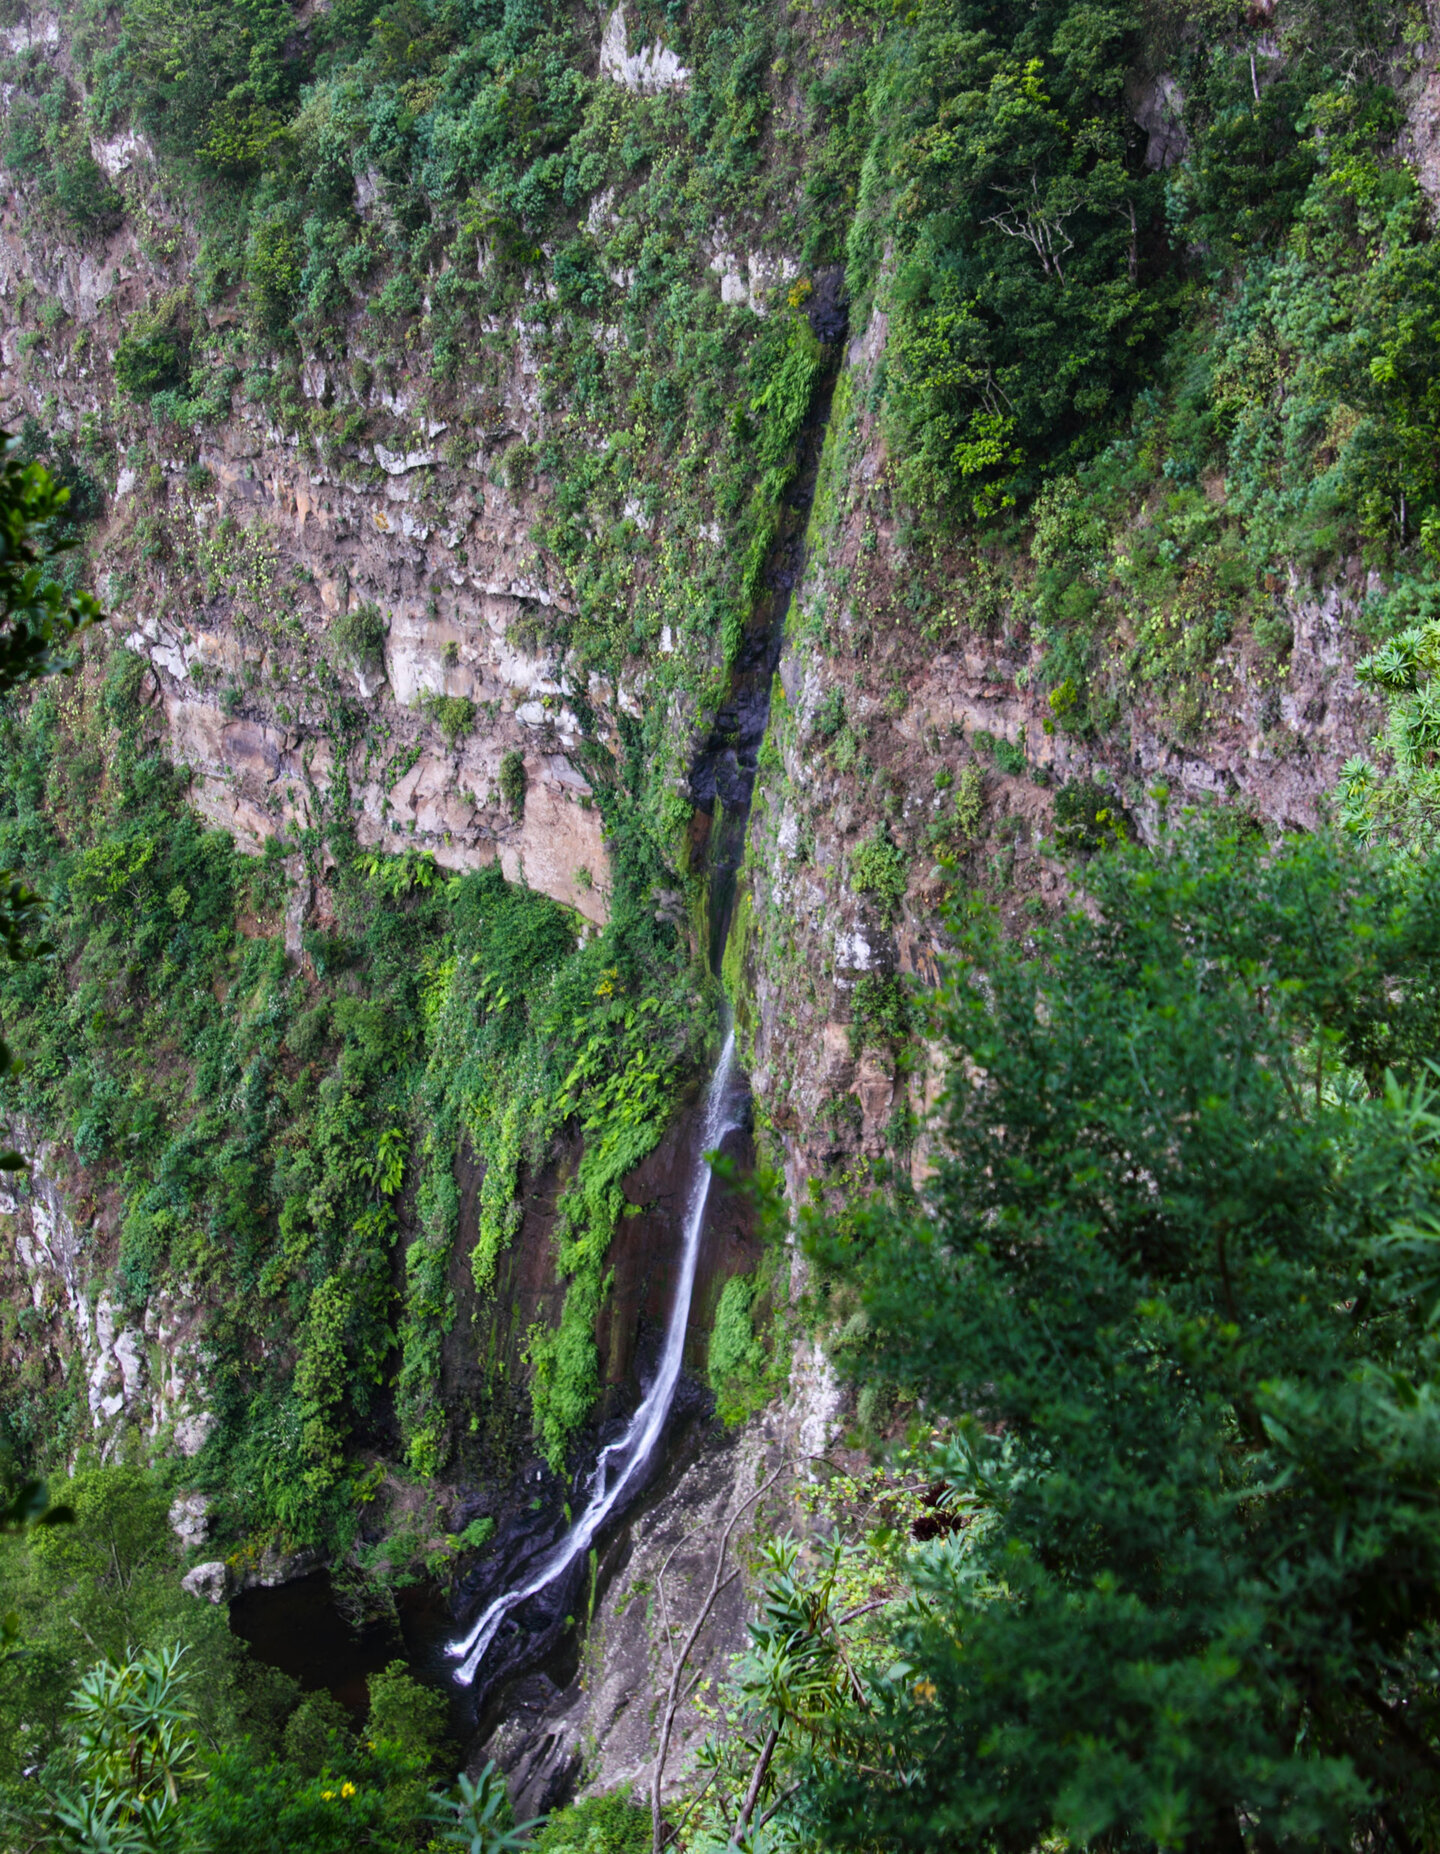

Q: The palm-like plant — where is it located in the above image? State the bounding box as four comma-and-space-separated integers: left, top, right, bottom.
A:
427, 1762, 546, 1854
46, 1644, 197, 1852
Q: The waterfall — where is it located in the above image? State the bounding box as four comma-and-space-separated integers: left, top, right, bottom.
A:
446, 1027, 743, 1687
446, 299, 843, 1694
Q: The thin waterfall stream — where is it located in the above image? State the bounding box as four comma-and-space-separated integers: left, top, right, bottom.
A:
446, 1031, 743, 1687
445, 280, 845, 1694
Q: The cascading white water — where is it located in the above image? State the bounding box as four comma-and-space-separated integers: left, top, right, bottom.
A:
446, 1026, 742, 1687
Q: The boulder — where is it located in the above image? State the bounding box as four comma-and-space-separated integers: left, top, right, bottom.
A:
181, 1560, 231, 1604
169, 1493, 211, 1549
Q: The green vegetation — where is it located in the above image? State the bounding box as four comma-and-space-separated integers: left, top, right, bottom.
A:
330, 601, 387, 673
808, 822, 1440, 1851
0, 430, 102, 723
925, 763, 986, 860
707, 1253, 789, 1428
861, 0, 1174, 516
849, 829, 908, 914
848, 971, 911, 1055
498, 749, 527, 818
404, 860, 711, 1476
0, 622, 708, 1534
0, 1461, 522, 1851
991, 28, 1440, 752
0, 1459, 290, 1799
706, 1273, 767, 1427
531, 1790, 650, 1854
12, 1, 1440, 1844
112, 294, 191, 404
0, 427, 106, 1127
1051, 774, 1127, 852
421, 693, 476, 746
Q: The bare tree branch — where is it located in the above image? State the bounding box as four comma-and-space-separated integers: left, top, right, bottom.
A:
756, 1780, 802, 1832
730, 1722, 781, 1847
984, 174, 1077, 284
657, 1764, 721, 1852
649, 1457, 792, 1854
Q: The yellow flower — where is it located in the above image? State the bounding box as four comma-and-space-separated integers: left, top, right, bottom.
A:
321, 1791, 335, 1802
341, 1783, 356, 1799
914, 1679, 937, 1704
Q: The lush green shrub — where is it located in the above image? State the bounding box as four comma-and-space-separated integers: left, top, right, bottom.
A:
1051, 777, 1126, 853
813, 686, 846, 743
281, 1692, 351, 1778
1171, 54, 1322, 261
330, 600, 386, 670
116, 0, 301, 167
971, 727, 1027, 778
421, 694, 475, 746
366, 1660, 448, 1767
533, 1790, 652, 1854
498, 749, 526, 816
850, 830, 908, 914
813, 823, 1440, 1850
862, 4, 1174, 516
53, 154, 123, 234
113, 298, 191, 402
455, 1515, 494, 1552
247, 217, 304, 333
849, 971, 911, 1053
926, 764, 986, 856
708, 1274, 764, 1425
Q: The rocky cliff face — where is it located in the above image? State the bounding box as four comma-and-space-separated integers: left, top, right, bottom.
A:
0, 0, 1420, 1807
735, 318, 1384, 1188
2, 204, 614, 921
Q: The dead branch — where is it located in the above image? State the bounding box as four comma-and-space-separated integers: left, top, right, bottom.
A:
650, 1457, 791, 1854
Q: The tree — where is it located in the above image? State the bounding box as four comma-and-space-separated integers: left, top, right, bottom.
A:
811, 823, 1440, 1852
686, 1534, 874, 1852
23, 1624, 508, 1854
367, 1660, 449, 1770
44, 1644, 198, 1854
861, 5, 1173, 515
428, 1764, 542, 1854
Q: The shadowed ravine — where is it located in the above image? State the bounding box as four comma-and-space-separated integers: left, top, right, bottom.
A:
442, 286, 847, 1703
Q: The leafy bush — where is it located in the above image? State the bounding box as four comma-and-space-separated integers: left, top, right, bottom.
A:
53, 154, 123, 235
247, 217, 304, 333
281, 1691, 351, 1778
1172, 52, 1323, 261
101, 649, 147, 727
532, 1790, 651, 1854
927, 764, 986, 856
1051, 777, 1127, 853
812, 686, 846, 743
366, 1660, 448, 1767
498, 749, 526, 816
708, 1274, 764, 1425
971, 728, 1027, 778
117, 0, 301, 168
113, 297, 191, 402
331, 601, 386, 670
850, 831, 908, 914
864, 6, 1173, 515
849, 972, 912, 1053
456, 1515, 494, 1552
421, 694, 475, 747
